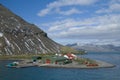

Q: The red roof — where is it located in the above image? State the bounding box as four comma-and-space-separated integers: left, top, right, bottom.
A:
66, 53, 75, 59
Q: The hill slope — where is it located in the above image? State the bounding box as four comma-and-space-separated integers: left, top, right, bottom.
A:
0, 4, 61, 55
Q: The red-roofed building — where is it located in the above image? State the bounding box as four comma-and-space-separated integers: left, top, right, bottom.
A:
64, 53, 77, 60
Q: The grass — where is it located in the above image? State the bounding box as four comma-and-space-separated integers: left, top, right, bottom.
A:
0, 55, 33, 60
0, 54, 53, 60
60, 46, 85, 55
0, 46, 86, 60
74, 58, 97, 65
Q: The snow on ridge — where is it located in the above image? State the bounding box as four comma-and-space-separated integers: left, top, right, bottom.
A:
0, 32, 3, 37
4, 36, 11, 46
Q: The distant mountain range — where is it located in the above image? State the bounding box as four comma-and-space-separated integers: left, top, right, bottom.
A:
66, 43, 120, 52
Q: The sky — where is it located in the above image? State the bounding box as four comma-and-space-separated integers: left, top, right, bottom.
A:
0, 0, 120, 45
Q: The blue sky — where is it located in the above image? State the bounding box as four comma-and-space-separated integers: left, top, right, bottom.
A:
0, 0, 120, 45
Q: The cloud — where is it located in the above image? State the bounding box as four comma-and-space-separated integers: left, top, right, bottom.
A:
56, 8, 82, 16
37, 8, 51, 16
44, 14, 120, 39
38, 0, 97, 16
77, 39, 120, 46
96, 0, 120, 13
36, 0, 120, 45
47, 19, 78, 32
48, 0, 97, 7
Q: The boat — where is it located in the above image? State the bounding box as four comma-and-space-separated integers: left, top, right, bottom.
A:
6, 62, 19, 68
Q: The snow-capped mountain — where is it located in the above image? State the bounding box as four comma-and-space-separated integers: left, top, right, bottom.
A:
67, 42, 120, 52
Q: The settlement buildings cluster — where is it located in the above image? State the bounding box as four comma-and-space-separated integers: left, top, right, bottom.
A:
7, 53, 78, 68
33, 53, 77, 65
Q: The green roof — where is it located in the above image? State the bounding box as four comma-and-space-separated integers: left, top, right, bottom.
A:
42, 55, 67, 61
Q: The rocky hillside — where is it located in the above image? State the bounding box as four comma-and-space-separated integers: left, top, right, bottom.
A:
0, 4, 61, 55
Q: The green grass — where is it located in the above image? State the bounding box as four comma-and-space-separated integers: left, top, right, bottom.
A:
0, 53, 57, 60
74, 58, 97, 64
0, 46, 85, 60
60, 46, 85, 55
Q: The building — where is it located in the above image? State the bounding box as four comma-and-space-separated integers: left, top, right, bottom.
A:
64, 53, 77, 60
32, 56, 42, 62
41, 56, 72, 65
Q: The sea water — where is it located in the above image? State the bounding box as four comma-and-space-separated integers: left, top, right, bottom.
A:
0, 52, 120, 80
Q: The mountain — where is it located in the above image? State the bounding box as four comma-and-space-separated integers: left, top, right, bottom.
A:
0, 4, 61, 55
67, 43, 120, 52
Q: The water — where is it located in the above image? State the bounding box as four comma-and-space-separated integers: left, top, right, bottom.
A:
0, 52, 120, 80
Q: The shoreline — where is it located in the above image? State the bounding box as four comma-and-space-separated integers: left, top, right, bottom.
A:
38, 60, 115, 69
1, 55, 115, 69
5, 59, 115, 69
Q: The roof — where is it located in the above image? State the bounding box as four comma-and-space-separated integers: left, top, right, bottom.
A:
43, 55, 68, 61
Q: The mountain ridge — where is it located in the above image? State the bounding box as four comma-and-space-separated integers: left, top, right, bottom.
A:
67, 43, 120, 52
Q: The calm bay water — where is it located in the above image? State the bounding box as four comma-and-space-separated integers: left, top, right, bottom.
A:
0, 52, 120, 80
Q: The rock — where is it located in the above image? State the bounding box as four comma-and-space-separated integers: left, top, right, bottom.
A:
0, 4, 61, 55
